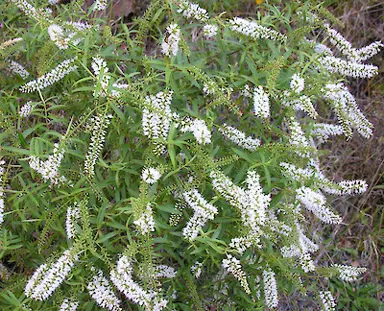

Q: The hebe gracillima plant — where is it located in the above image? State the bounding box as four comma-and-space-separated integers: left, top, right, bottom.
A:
0, 0, 381, 310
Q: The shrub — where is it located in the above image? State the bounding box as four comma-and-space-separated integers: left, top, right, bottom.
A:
0, 0, 382, 310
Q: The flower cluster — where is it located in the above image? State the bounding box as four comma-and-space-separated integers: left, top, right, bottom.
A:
110, 255, 168, 311
263, 269, 278, 309
65, 203, 80, 239
134, 203, 155, 235
288, 117, 311, 157
142, 167, 162, 184
222, 255, 250, 294
191, 261, 203, 279
20, 57, 78, 93
93, 0, 108, 11
211, 169, 270, 231
325, 26, 383, 63
202, 24, 218, 38
25, 249, 78, 300
19, 101, 33, 118
175, 0, 209, 22
182, 189, 218, 241
282, 94, 317, 119
323, 83, 373, 138
290, 73, 305, 94
180, 118, 211, 145
91, 56, 119, 98
9, 60, 29, 79
48, 24, 69, 49
311, 123, 344, 143
153, 265, 177, 278
84, 114, 113, 176
319, 55, 378, 78
11, 0, 50, 21
59, 298, 78, 311
229, 17, 286, 42
219, 124, 260, 151
332, 264, 366, 282
229, 236, 259, 255
252, 86, 270, 119
296, 187, 341, 224
87, 269, 122, 311
29, 142, 65, 185
319, 291, 336, 311
0, 37, 23, 50
161, 24, 181, 57
325, 26, 359, 61
142, 91, 174, 153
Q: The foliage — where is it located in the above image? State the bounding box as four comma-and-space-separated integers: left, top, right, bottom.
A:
0, 0, 382, 310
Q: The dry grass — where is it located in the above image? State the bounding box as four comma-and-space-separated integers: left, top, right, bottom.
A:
319, 0, 384, 307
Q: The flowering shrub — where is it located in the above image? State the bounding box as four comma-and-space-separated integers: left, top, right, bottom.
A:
0, 0, 381, 310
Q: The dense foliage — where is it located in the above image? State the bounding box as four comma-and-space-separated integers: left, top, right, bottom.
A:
0, 0, 382, 310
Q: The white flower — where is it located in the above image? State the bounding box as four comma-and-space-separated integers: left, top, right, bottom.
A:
288, 117, 311, 157
263, 269, 278, 308
110, 255, 168, 311
211, 169, 270, 231
332, 264, 366, 282
153, 265, 177, 278
48, 0, 59, 4
91, 56, 111, 97
176, 0, 209, 21
66, 203, 80, 239
300, 253, 316, 272
11, 0, 50, 21
296, 187, 341, 224
48, 24, 69, 49
325, 27, 383, 63
59, 298, 78, 311
182, 189, 218, 241
282, 94, 317, 119
253, 86, 270, 119
229, 236, 259, 255
222, 254, 250, 294
280, 245, 301, 258
134, 203, 155, 235
325, 26, 358, 61
87, 269, 122, 311
202, 81, 216, 95
93, 0, 108, 11
356, 41, 384, 62
29, 142, 65, 185
202, 24, 218, 38
142, 167, 162, 184
319, 55, 378, 78
9, 61, 29, 79
142, 91, 174, 153
319, 291, 336, 311
290, 74, 305, 94
219, 124, 260, 151
314, 43, 333, 56
323, 83, 373, 138
20, 57, 78, 93
0, 37, 23, 50
229, 17, 286, 42
191, 262, 203, 278
25, 249, 78, 300
19, 102, 33, 118
180, 119, 211, 145
84, 114, 113, 176
311, 123, 344, 143
161, 24, 181, 57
